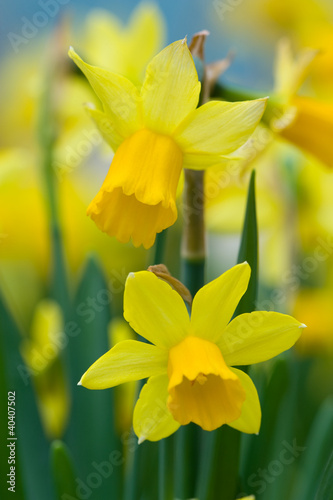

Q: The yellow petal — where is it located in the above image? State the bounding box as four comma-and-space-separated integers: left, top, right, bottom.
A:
87, 128, 183, 247
68, 48, 142, 139
125, 2, 166, 83
190, 263, 251, 343
278, 96, 333, 168
167, 336, 246, 430
133, 374, 180, 442
175, 99, 267, 168
79, 339, 168, 389
274, 38, 318, 97
81, 10, 123, 72
85, 105, 123, 151
82, 4, 165, 84
141, 39, 200, 134
123, 271, 190, 348
219, 312, 305, 366
227, 368, 261, 434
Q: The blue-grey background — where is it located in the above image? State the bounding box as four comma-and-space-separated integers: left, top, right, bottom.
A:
1, 0, 275, 90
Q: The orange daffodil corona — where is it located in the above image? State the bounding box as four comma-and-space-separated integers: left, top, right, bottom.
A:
78, 263, 305, 442
69, 40, 267, 248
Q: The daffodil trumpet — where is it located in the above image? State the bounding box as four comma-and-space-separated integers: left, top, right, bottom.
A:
78, 263, 304, 442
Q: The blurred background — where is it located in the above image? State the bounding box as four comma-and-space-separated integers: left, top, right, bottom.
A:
1, 1, 333, 499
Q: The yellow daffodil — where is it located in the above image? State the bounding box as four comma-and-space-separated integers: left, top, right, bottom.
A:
277, 95, 333, 168
78, 263, 304, 442
78, 2, 165, 84
268, 39, 333, 168
69, 40, 267, 249
293, 288, 333, 356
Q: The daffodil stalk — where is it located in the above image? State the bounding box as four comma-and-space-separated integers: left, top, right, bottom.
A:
37, 32, 70, 315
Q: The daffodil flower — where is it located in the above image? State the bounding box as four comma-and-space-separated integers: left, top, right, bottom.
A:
69, 40, 267, 248
78, 263, 304, 442
269, 39, 333, 168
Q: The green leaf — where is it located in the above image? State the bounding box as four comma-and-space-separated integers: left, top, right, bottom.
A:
0, 292, 53, 500
316, 451, 333, 500
235, 169, 258, 316
290, 397, 333, 500
64, 255, 122, 500
50, 440, 77, 499
240, 359, 289, 487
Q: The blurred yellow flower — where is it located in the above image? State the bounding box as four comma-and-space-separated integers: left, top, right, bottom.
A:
69, 40, 266, 248
269, 39, 333, 168
293, 288, 333, 356
21, 300, 69, 439
79, 263, 304, 442
78, 2, 165, 84
278, 96, 333, 168
0, 152, 146, 326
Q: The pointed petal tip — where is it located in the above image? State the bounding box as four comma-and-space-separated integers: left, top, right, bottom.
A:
127, 272, 135, 280
299, 323, 307, 329
182, 35, 188, 45
84, 102, 96, 110
77, 378, 82, 386
138, 435, 146, 445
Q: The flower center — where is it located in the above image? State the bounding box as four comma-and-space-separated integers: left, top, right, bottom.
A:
167, 336, 246, 431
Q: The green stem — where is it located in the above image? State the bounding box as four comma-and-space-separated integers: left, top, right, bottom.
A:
153, 229, 168, 266
38, 74, 70, 317
181, 169, 206, 295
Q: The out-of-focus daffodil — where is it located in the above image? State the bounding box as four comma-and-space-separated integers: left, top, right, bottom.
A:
78, 263, 304, 442
21, 300, 69, 439
293, 289, 333, 355
69, 40, 267, 248
205, 141, 295, 287
277, 95, 333, 168
78, 2, 165, 84
267, 39, 333, 168
0, 154, 146, 326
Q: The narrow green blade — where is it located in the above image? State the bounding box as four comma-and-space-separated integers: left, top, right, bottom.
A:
64, 255, 122, 500
290, 397, 333, 500
316, 451, 333, 500
235, 169, 258, 315
50, 440, 77, 500
0, 292, 53, 500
